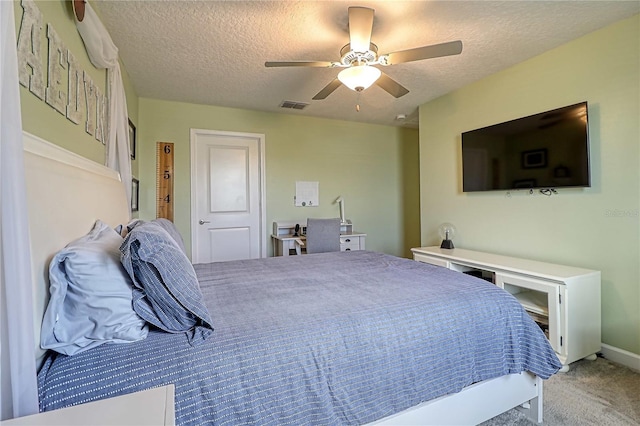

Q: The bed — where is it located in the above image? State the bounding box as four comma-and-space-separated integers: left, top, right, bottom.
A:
24, 132, 561, 425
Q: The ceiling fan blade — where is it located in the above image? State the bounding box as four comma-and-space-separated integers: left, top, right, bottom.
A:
348, 7, 374, 53
375, 73, 409, 98
312, 78, 342, 100
265, 61, 335, 68
384, 40, 463, 65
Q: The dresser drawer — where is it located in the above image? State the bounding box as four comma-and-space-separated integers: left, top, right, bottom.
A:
340, 235, 362, 251
341, 242, 361, 251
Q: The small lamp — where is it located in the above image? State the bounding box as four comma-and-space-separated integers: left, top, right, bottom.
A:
333, 196, 346, 224
438, 223, 456, 249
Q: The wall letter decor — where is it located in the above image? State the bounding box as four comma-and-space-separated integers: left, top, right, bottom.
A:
83, 71, 96, 136
45, 24, 68, 115
17, 0, 44, 100
17, 0, 109, 145
66, 50, 83, 124
94, 86, 106, 144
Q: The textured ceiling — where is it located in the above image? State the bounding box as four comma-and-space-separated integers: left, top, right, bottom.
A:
92, 1, 639, 128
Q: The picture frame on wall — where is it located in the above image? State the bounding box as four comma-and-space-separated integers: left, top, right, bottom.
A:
129, 119, 136, 160
131, 177, 139, 212
513, 178, 537, 189
521, 148, 547, 169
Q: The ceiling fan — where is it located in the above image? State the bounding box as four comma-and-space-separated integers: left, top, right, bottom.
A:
265, 6, 463, 100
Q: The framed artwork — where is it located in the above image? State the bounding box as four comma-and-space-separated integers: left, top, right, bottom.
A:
521, 149, 547, 169
131, 177, 139, 212
129, 119, 136, 160
513, 179, 537, 189
553, 164, 571, 178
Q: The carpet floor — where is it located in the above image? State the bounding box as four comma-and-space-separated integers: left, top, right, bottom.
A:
481, 356, 640, 425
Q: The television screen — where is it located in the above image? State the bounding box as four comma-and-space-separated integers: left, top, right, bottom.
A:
462, 102, 590, 192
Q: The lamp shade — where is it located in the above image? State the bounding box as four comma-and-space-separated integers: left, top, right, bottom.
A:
338, 65, 381, 92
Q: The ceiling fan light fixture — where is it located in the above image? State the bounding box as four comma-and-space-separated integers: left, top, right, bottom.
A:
338, 65, 381, 92
265, 7, 463, 101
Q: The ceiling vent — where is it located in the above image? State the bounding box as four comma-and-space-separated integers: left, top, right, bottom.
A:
280, 101, 309, 110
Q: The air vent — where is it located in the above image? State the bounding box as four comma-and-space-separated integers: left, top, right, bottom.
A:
280, 101, 309, 110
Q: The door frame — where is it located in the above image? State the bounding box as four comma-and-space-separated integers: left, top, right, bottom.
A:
189, 128, 267, 261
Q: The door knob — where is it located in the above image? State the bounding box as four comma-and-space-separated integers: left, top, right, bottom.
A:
199, 220, 210, 225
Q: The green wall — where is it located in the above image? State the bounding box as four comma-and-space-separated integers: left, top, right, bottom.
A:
419, 15, 640, 355
138, 98, 421, 258
15, 0, 139, 177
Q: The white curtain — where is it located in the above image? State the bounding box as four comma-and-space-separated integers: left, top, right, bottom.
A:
0, 0, 39, 420
76, 3, 132, 210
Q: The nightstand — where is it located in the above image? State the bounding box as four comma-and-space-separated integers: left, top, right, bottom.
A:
3, 385, 175, 425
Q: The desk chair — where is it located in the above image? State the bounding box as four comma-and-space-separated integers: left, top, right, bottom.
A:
305, 218, 341, 254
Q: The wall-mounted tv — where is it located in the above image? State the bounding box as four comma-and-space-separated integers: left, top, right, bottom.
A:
462, 102, 590, 192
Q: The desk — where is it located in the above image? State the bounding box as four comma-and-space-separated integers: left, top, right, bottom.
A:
272, 231, 366, 256
272, 220, 366, 256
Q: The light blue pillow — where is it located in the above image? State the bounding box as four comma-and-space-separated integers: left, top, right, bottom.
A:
41, 220, 148, 356
120, 221, 213, 344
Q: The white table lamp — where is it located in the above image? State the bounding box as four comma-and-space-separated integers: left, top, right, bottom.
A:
334, 196, 346, 223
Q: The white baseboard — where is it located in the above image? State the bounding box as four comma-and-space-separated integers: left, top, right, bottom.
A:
599, 344, 640, 372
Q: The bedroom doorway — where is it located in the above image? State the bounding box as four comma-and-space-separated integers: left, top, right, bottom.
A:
190, 129, 266, 263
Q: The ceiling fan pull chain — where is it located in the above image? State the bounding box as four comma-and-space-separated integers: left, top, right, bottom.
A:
356, 92, 361, 112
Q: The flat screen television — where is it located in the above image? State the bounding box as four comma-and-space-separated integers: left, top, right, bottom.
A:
462, 102, 590, 192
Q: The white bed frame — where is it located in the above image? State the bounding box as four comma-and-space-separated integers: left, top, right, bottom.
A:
24, 131, 544, 425
24, 132, 130, 365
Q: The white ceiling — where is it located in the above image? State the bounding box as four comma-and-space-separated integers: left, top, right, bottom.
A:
92, 1, 639, 128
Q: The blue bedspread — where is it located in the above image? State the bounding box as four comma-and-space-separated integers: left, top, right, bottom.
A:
38, 251, 561, 425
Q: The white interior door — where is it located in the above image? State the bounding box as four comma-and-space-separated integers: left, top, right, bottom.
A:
190, 129, 266, 263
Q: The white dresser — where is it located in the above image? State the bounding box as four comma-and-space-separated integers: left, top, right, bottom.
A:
411, 246, 601, 372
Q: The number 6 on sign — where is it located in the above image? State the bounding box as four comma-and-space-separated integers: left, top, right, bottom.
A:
156, 142, 174, 221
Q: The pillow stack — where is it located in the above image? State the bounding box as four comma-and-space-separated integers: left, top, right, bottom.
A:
42, 218, 214, 356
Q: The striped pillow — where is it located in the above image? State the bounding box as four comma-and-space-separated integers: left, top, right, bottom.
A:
120, 221, 213, 344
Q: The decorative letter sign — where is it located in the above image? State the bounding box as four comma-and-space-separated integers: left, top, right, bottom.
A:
83, 72, 96, 137
17, 0, 44, 100
94, 86, 106, 144
66, 50, 83, 124
45, 24, 68, 115
17, 0, 108, 145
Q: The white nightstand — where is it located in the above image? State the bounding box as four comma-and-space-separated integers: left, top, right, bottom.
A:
3, 385, 175, 425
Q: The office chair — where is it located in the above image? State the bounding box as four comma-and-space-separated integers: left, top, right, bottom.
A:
305, 218, 341, 254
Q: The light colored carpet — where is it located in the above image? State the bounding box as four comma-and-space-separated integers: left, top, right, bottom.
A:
481, 356, 640, 425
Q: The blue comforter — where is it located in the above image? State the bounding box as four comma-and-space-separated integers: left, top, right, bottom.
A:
38, 251, 561, 425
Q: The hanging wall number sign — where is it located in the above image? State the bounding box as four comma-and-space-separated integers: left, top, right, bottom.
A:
156, 142, 174, 221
